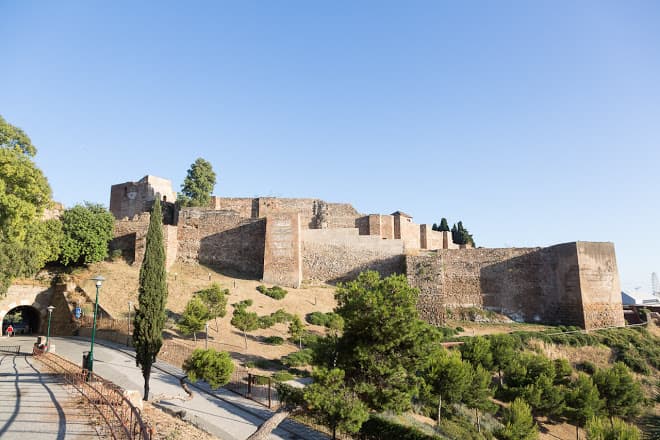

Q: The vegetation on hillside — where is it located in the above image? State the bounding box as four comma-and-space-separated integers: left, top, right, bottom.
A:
257, 284, 288, 300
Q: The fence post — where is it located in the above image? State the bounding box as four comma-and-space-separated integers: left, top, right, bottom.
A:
268, 377, 272, 408
247, 373, 252, 398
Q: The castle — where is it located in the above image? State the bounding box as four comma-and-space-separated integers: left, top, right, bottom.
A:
110, 175, 624, 330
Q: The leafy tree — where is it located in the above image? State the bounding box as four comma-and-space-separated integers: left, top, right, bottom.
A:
59, 203, 114, 266
427, 350, 471, 423
334, 271, 439, 412
0, 116, 54, 296
304, 368, 369, 440
0, 115, 37, 156
178, 296, 210, 341
0, 147, 51, 242
196, 283, 227, 331
460, 336, 493, 370
25, 219, 63, 268
231, 302, 259, 348
183, 348, 234, 389
178, 158, 216, 207
586, 416, 641, 440
288, 314, 305, 349
592, 363, 644, 419
496, 398, 538, 440
565, 373, 604, 430
133, 198, 168, 400
438, 217, 450, 232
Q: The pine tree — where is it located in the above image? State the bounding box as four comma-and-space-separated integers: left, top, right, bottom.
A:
178, 296, 210, 341
133, 196, 168, 401
432, 223, 438, 231
451, 224, 458, 243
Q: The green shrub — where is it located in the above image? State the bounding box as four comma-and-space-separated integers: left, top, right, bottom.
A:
256, 284, 288, 300
306, 311, 344, 330
183, 348, 234, 389
272, 371, 295, 382
359, 415, 440, 440
258, 309, 294, 329
576, 361, 596, 375
281, 349, 313, 367
263, 336, 284, 345
110, 249, 122, 260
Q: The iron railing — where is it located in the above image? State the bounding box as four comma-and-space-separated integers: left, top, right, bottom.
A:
225, 367, 280, 409
0, 345, 21, 354
33, 346, 151, 439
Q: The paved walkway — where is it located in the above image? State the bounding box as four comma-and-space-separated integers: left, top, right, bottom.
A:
0, 346, 99, 439
4, 336, 327, 440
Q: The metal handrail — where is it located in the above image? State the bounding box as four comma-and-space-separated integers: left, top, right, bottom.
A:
0, 345, 21, 354
33, 346, 151, 439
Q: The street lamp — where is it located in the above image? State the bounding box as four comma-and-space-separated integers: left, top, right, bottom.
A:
127, 300, 132, 346
46, 305, 55, 352
87, 275, 104, 373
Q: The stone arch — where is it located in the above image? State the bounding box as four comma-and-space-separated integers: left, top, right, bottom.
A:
1, 305, 41, 336
0, 285, 52, 334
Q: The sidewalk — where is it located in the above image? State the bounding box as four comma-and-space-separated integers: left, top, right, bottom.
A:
0, 348, 99, 439
21, 336, 328, 440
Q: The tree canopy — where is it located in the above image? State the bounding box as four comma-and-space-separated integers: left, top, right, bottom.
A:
178, 157, 216, 207
183, 348, 234, 389
59, 203, 114, 266
178, 296, 210, 341
333, 271, 440, 412
0, 115, 55, 296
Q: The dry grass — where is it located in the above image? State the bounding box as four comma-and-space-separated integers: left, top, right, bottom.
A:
71, 260, 337, 369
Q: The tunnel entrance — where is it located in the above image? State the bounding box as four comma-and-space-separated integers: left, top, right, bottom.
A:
2, 306, 41, 336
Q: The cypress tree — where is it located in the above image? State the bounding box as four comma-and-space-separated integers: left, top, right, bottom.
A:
439, 217, 450, 232
133, 197, 168, 400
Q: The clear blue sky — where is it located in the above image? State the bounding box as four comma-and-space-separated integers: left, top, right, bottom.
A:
2, 1, 659, 291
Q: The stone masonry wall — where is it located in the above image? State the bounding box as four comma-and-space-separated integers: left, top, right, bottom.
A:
398, 219, 421, 250
263, 213, 302, 287
576, 242, 625, 329
110, 175, 176, 220
407, 244, 590, 327
302, 228, 405, 284
420, 225, 445, 250
178, 208, 266, 277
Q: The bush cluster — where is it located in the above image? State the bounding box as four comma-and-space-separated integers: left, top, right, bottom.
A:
257, 284, 288, 300
306, 311, 344, 330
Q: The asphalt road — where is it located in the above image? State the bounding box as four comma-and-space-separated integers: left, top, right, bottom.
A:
2, 335, 326, 440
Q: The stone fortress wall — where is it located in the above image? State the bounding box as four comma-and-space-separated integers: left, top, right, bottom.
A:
109, 175, 624, 329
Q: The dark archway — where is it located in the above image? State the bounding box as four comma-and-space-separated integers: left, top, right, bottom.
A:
2, 306, 41, 336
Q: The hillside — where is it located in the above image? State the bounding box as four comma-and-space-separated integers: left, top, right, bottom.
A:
70, 260, 337, 366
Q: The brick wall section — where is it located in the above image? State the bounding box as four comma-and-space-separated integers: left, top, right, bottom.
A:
302, 228, 405, 284
263, 213, 302, 287
576, 242, 625, 329
406, 244, 597, 327
178, 208, 266, 277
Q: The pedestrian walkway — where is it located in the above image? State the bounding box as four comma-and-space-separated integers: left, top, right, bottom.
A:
9, 336, 329, 440
0, 347, 99, 439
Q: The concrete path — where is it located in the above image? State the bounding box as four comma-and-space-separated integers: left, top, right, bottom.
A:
5, 336, 327, 440
0, 346, 99, 439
